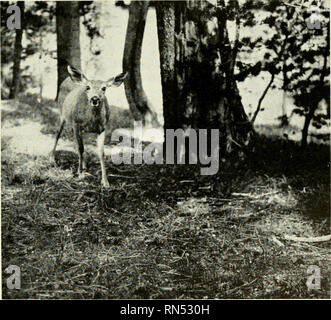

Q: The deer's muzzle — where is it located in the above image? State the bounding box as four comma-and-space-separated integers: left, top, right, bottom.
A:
90, 96, 101, 107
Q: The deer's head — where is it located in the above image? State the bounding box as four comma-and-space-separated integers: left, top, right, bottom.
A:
67, 65, 127, 108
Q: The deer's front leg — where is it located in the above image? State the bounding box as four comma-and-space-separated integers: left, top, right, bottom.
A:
74, 125, 85, 179
97, 130, 109, 188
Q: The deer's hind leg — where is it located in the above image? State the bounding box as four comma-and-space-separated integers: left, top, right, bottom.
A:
73, 125, 85, 179
50, 119, 65, 163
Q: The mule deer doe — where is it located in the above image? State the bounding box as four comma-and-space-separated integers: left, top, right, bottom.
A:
50, 65, 127, 187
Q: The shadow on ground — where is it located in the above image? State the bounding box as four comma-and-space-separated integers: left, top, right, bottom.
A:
1, 94, 330, 299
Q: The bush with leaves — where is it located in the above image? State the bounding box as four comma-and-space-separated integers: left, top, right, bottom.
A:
249, 0, 330, 145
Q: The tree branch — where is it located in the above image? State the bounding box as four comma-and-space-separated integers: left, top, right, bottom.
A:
284, 234, 331, 242
229, 1, 240, 76
251, 72, 275, 124
282, 1, 329, 13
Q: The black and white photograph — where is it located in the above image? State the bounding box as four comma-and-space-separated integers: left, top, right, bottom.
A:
1, 0, 330, 302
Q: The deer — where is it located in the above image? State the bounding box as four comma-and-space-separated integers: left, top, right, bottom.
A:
50, 65, 127, 188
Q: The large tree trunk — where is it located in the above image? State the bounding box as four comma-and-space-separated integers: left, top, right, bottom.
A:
9, 1, 24, 99
123, 0, 159, 127
56, 1, 81, 100
155, 1, 178, 129
156, 0, 252, 154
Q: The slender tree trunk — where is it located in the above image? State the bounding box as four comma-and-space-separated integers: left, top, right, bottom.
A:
280, 65, 289, 127
156, 0, 252, 154
251, 72, 275, 124
281, 66, 288, 117
301, 111, 313, 148
39, 28, 43, 100
56, 1, 81, 100
280, 91, 288, 126
123, 0, 159, 127
9, 1, 24, 99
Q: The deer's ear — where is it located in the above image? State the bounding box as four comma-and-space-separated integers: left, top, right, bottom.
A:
107, 72, 127, 87
68, 65, 88, 83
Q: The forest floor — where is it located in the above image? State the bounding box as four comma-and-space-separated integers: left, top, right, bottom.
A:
1, 94, 330, 299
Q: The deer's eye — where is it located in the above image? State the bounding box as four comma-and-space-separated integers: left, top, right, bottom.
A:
101, 87, 106, 92
86, 85, 90, 91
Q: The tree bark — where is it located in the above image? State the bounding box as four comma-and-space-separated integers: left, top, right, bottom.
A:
156, 0, 252, 154
123, 0, 159, 127
56, 1, 81, 100
155, 1, 178, 129
9, 1, 24, 99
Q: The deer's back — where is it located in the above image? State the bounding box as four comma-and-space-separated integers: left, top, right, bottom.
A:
57, 77, 80, 113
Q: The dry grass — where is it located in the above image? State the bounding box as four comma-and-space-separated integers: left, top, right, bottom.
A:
1, 95, 330, 299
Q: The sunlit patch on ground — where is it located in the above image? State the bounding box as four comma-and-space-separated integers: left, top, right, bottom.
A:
1, 96, 330, 299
